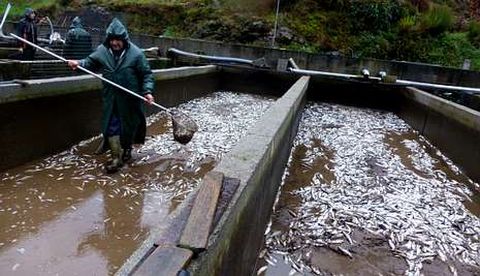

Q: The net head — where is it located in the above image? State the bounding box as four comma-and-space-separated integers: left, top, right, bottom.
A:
171, 110, 198, 145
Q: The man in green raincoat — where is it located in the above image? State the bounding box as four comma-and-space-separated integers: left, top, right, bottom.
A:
63, 16, 92, 59
68, 18, 155, 173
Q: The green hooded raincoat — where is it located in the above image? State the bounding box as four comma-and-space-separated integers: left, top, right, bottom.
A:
63, 16, 92, 59
80, 18, 154, 149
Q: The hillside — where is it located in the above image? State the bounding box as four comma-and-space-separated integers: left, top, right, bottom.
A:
3, 0, 480, 70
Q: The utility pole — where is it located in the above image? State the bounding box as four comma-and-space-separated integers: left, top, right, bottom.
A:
271, 0, 280, 48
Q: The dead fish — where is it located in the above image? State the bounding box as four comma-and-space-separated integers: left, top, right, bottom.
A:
261, 103, 480, 276
264, 257, 276, 266
338, 246, 353, 258
256, 266, 268, 275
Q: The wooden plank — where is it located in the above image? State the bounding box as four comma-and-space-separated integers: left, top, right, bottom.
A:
154, 189, 199, 247
133, 246, 193, 276
178, 171, 224, 253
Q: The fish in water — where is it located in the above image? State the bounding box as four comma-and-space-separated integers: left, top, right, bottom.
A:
261, 103, 480, 275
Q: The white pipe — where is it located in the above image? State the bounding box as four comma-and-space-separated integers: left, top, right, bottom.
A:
0, 3, 12, 39
168, 48, 254, 65
289, 67, 381, 80
288, 58, 299, 69
289, 68, 480, 93
396, 79, 480, 93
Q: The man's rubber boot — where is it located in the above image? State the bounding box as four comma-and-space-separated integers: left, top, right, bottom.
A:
105, 136, 124, 174
94, 137, 107, 155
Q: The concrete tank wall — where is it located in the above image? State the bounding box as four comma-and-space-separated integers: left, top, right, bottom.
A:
397, 87, 480, 183
154, 37, 480, 88
186, 76, 309, 276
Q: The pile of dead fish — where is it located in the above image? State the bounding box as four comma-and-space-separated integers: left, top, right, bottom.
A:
139, 91, 274, 167
263, 103, 480, 275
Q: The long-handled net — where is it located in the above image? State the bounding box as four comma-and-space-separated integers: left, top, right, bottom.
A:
10, 33, 198, 144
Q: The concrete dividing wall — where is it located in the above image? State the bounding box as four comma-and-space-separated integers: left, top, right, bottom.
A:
306, 75, 401, 111
396, 87, 480, 183
218, 66, 298, 97
155, 37, 480, 88
184, 76, 309, 275
0, 65, 217, 104
0, 66, 218, 171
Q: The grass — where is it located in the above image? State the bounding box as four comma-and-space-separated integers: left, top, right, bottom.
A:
0, 0, 58, 18
0, 0, 198, 18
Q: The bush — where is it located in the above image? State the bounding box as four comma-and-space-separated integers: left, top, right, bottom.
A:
467, 20, 480, 47
389, 31, 432, 62
320, 0, 350, 10
288, 11, 326, 42
60, 0, 72, 6
421, 4, 454, 35
348, 0, 402, 32
162, 26, 177, 37
398, 15, 417, 32
353, 32, 391, 59
408, 0, 431, 12
428, 32, 480, 70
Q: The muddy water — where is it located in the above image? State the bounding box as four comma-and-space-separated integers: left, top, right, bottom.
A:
259, 103, 480, 276
0, 91, 273, 275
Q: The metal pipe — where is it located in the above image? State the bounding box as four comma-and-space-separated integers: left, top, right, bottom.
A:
10, 33, 171, 113
289, 68, 480, 93
168, 47, 255, 65
289, 67, 381, 80
143, 46, 158, 52
395, 79, 480, 93
271, 0, 281, 47
288, 58, 299, 69
0, 3, 12, 39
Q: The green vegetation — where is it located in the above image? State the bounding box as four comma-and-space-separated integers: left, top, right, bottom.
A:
420, 4, 454, 35
429, 32, 480, 69
467, 20, 480, 47
2, 0, 480, 70
0, 0, 58, 17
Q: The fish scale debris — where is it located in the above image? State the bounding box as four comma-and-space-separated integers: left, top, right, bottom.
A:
263, 103, 480, 275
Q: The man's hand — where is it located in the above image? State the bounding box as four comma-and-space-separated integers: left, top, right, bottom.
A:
68, 60, 79, 70
144, 93, 154, 105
